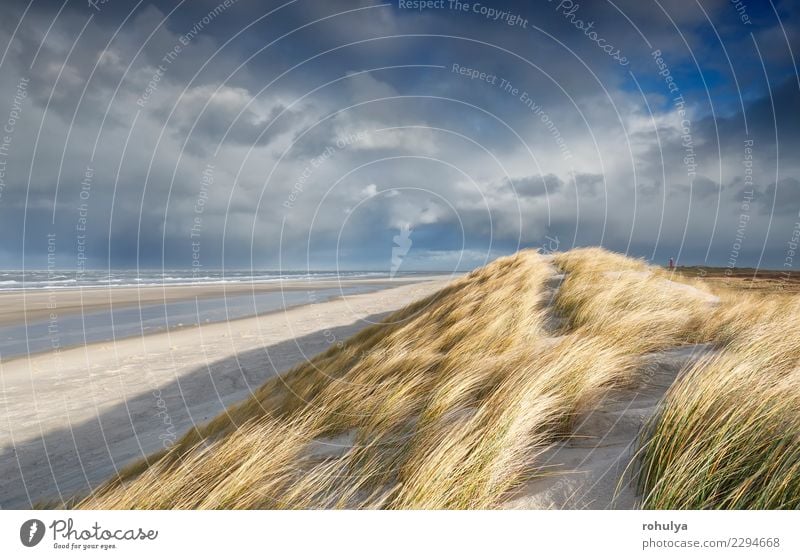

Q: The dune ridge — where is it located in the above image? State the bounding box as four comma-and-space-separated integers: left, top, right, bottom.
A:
76, 248, 799, 509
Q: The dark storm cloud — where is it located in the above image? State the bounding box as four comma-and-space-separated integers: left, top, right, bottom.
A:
504, 173, 563, 198
0, 0, 799, 269
492, 172, 602, 199
752, 178, 800, 216
154, 84, 306, 156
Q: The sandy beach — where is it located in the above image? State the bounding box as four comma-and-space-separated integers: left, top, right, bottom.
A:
0, 277, 451, 508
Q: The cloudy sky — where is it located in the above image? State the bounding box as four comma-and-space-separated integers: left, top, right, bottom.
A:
0, 0, 797, 272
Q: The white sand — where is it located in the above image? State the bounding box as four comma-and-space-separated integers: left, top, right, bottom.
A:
0, 278, 450, 509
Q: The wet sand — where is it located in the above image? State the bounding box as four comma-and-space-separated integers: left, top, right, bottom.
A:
0, 277, 446, 327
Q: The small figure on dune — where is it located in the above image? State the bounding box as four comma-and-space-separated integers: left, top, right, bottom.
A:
668, 257, 674, 270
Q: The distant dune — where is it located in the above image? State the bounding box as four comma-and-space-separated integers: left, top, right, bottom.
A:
76, 248, 800, 509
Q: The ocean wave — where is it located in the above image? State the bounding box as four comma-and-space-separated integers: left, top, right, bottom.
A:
0, 271, 400, 291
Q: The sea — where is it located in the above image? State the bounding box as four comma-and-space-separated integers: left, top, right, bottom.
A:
0, 269, 397, 290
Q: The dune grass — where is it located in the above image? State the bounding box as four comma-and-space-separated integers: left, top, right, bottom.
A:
76, 247, 800, 509
83, 250, 563, 508
637, 294, 800, 509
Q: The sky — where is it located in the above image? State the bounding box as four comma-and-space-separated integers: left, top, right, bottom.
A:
0, 0, 798, 273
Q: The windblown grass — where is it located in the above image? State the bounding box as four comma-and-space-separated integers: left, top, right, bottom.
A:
637, 295, 800, 509
84, 250, 569, 508
76, 246, 799, 510
553, 251, 713, 355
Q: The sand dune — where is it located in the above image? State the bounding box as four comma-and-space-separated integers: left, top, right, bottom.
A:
76, 248, 731, 510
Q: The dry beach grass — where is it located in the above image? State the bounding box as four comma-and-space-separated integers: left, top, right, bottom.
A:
637, 292, 800, 509
75, 248, 800, 509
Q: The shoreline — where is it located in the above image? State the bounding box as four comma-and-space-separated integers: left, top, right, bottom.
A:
0, 276, 450, 364
0, 290, 356, 365
0, 276, 451, 328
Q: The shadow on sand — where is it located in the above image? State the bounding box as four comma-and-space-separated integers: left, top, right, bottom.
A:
0, 312, 391, 509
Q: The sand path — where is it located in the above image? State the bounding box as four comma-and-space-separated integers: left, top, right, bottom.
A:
504, 344, 713, 509
504, 266, 717, 509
